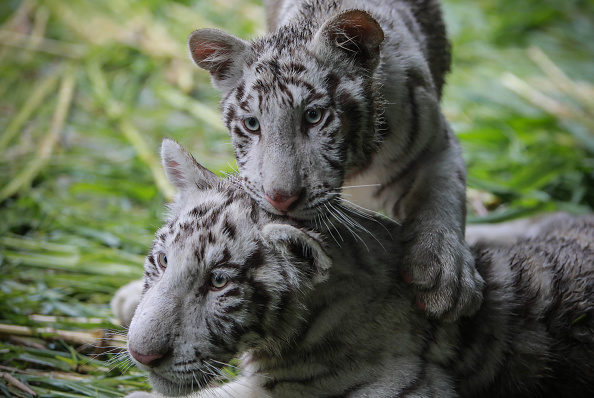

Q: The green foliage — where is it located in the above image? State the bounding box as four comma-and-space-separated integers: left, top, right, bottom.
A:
0, 0, 592, 395
444, 0, 594, 221
0, 0, 263, 395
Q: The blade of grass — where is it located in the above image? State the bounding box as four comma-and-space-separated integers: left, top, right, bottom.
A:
501, 72, 579, 119
117, 119, 175, 200
0, 235, 80, 255
156, 86, 225, 132
0, 372, 37, 397
0, 324, 125, 348
528, 46, 594, 109
27, 315, 106, 325
0, 30, 87, 58
3, 249, 141, 276
502, 71, 594, 128
0, 367, 87, 382
0, 67, 75, 201
0, 67, 61, 151
0, 0, 33, 62
3, 250, 79, 269
85, 61, 174, 200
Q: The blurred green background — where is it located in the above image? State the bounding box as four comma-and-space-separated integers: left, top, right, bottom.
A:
0, 0, 592, 396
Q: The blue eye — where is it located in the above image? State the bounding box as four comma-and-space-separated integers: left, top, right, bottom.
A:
304, 109, 323, 125
243, 117, 260, 132
157, 252, 167, 272
210, 273, 229, 289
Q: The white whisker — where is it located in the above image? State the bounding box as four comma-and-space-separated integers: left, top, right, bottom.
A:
209, 359, 239, 376
318, 211, 341, 247
339, 199, 386, 220
337, 203, 392, 251
321, 205, 344, 245
193, 371, 204, 392
341, 184, 381, 189
118, 357, 135, 374
327, 202, 370, 252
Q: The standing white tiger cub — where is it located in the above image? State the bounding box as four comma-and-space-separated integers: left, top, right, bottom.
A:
187, 0, 482, 320
119, 139, 594, 398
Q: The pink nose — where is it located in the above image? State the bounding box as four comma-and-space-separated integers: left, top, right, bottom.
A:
265, 190, 300, 213
129, 347, 166, 368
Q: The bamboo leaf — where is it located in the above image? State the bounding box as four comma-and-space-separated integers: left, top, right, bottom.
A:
0, 67, 61, 151
0, 69, 76, 201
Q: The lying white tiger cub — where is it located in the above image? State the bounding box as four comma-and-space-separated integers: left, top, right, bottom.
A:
118, 138, 594, 398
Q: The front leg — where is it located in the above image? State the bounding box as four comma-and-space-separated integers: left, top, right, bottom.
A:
398, 140, 484, 322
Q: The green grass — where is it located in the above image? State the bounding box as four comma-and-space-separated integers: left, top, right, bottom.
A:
0, 0, 592, 396
444, 0, 594, 220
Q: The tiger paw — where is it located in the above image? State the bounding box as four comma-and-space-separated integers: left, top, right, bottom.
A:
401, 229, 484, 322
110, 279, 144, 327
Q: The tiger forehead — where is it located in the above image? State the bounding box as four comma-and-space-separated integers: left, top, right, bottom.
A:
250, 56, 318, 89
164, 197, 259, 242
243, 60, 328, 112
252, 57, 308, 78
162, 203, 262, 266
251, 21, 316, 54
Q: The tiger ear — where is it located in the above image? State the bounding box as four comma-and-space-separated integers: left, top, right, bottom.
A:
262, 224, 332, 283
312, 10, 384, 70
188, 29, 250, 92
160, 138, 219, 192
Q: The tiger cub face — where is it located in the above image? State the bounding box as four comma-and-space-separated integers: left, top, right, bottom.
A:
126, 139, 331, 396
188, 11, 384, 219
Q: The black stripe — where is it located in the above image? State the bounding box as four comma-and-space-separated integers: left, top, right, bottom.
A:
277, 81, 294, 107
243, 246, 264, 270
286, 63, 305, 74
322, 151, 343, 171
325, 73, 340, 98
403, 70, 420, 152
239, 100, 250, 112
205, 317, 227, 347
211, 318, 235, 350
189, 205, 208, 218
258, 91, 264, 114
222, 217, 237, 240
319, 112, 335, 132
374, 71, 425, 199
305, 90, 324, 104
194, 245, 205, 262
223, 105, 236, 126
235, 81, 245, 103
262, 365, 337, 392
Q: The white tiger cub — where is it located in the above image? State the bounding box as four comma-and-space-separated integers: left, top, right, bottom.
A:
186, 0, 482, 321
120, 138, 594, 398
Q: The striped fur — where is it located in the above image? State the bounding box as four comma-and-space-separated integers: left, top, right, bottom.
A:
187, 0, 482, 321
122, 139, 594, 398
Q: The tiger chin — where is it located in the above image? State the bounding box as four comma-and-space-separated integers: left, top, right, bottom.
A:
118, 138, 594, 398
186, 0, 483, 321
